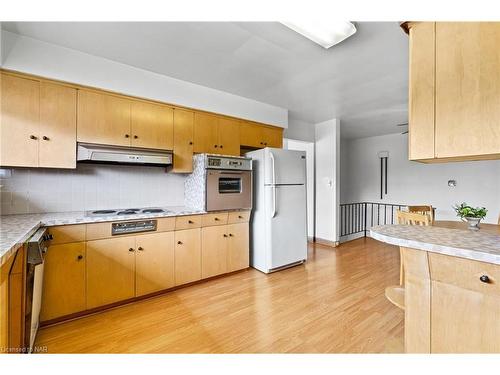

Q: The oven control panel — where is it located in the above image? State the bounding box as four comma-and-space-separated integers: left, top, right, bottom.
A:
205, 155, 252, 171
112, 220, 157, 235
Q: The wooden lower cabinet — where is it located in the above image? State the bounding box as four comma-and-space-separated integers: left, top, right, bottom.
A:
40, 242, 86, 321
86, 237, 136, 309
227, 223, 249, 272
38, 213, 249, 322
201, 226, 228, 278
135, 232, 175, 296
174, 228, 201, 285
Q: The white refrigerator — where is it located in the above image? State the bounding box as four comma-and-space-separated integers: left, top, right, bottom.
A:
245, 148, 307, 273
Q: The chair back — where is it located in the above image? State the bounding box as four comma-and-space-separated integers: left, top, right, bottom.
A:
396, 210, 430, 226
408, 205, 434, 223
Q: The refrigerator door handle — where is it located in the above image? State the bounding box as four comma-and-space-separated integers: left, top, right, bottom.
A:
270, 151, 277, 218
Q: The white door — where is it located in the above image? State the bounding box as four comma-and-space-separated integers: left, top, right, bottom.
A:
264, 148, 306, 186
265, 184, 307, 270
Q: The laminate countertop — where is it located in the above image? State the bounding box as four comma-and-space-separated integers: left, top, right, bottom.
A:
371, 221, 500, 265
0, 206, 208, 266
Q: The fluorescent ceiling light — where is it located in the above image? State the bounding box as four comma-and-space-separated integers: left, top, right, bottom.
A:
281, 21, 356, 49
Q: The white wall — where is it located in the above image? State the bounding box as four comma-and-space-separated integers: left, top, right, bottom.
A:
284, 139, 315, 239
284, 118, 315, 142
0, 165, 185, 215
315, 119, 340, 243
1, 31, 288, 127
341, 133, 500, 223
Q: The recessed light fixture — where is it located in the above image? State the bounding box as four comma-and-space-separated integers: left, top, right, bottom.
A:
281, 21, 357, 49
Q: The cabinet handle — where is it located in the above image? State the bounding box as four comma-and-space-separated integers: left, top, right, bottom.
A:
214, 217, 220, 221
229, 233, 234, 237
42, 136, 50, 141
264, 142, 267, 146
188, 220, 194, 224
214, 145, 218, 148
125, 134, 130, 138
137, 247, 144, 251
128, 248, 135, 252
134, 135, 138, 139
177, 241, 183, 245
30, 135, 38, 140
220, 145, 223, 149
77, 255, 83, 261
189, 141, 193, 145
223, 234, 228, 238
238, 215, 243, 219
480, 275, 491, 283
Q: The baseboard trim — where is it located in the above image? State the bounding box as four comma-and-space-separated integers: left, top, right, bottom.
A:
313, 237, 339, 248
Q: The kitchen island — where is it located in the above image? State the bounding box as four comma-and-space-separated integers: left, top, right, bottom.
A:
371, 222, 500, 353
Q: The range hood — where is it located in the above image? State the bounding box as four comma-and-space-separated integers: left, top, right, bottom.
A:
77, 143, 173, 166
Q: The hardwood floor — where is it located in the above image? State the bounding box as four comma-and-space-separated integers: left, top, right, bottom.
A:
35, 238, 404, 353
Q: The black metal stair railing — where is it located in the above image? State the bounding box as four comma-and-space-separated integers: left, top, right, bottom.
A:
339, 202, 405, 238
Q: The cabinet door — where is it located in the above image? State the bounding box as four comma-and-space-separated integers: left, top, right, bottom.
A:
431, 281, 500, 353
218, 118, 241, 156
40, 242, 86, 321
435, 22, 500, 158
193, 112, 218, 154
263, 127, 283, 148
86, 237, 136, 309
39, 82, 77, 168
77, 90, 131, 146
201, 226, 228, 278
226, 223, 249, 272
240, 121, 263, 148
174, 228, 201, 285
408, 22, 436, 160
135, 232, 175, 296
172, 109, 194, 173
0, 74, 39, 167
131, 101, 173, 150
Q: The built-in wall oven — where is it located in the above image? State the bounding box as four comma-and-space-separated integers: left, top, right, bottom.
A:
205, 155, 252, 211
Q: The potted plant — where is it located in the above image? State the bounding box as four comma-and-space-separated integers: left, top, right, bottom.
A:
453, 202, 488, 230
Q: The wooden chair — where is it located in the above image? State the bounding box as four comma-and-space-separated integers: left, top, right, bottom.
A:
385, 210, 430, 310
407, 205, 434, 223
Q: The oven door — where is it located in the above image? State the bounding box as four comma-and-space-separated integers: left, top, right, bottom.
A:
206, 170, 252, 211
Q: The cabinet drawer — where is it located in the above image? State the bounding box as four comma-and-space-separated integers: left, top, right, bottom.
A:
201, 212, 228, 227
175, 215, 202, 230
228, 210, 251, 224
48, 225, 86, 245
429, 253, 500, 295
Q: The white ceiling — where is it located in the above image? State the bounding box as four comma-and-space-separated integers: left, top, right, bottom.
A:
1, 22, 409, 139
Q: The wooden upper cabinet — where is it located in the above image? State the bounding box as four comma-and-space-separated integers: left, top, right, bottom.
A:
217, 117, 241, 155
408, 22, 435, 161
435, 22, 500, 159
0, 73, 40, 167
407, 22, 500, 162
263, 126, 283, 148
39, 82, 77, 168
240, 121, 283, 149
40, 242, 86, 321
131, 101, 173, 150
193, 112, 218, 154
77, 90, 131, 146
240, 121, 263, 148
135, 232, 175, 296
172, 108, 194, 173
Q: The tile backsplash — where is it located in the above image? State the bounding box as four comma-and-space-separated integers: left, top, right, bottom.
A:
0, 164, 186, 215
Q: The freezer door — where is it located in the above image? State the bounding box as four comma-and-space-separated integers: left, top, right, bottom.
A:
264, 148, 306, 186
264, 184, 307, 270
